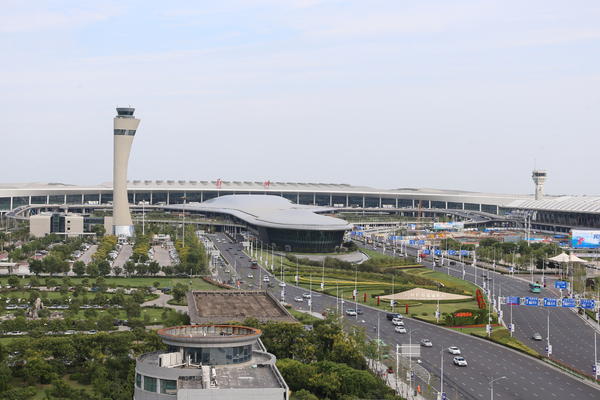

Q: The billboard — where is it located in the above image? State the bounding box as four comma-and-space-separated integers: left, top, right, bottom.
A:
433, 222, 465, 230
571, 230, 600, 248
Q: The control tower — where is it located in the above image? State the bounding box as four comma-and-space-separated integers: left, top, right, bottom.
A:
532, 170, 547, 201
113, 107, 140, 237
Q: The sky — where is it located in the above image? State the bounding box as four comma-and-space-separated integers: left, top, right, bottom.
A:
1, 0, 599, 195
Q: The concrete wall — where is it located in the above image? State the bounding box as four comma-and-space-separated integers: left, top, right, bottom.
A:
65, 214, 84, 237
30, 214, 51, 237
177, 388, 287, 400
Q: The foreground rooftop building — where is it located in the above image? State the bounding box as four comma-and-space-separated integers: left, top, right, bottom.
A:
135, 324, 289, 400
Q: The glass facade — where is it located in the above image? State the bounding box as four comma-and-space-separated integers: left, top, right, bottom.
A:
398, 199, 413, 208
431, 201, 446, 209
136, 373, 142, 388
152, 192, 167, 204
447, 202, 462, 210
381, 197, 396, 207
185, 192, 202, 203
135, 192, 152, 203
0, 197, 10, 210
331, 195, 346, 207
12, 196, 29, 207
348, 196, 362, 207
282, 193, 297, 203
100, 193, 113, 204
203, 192, 218, 201
315, 194, 330, 206
464, 203, 480, 211
481, 204, 498, 214
128, 192, 134, 204
298, 194, 314, 205
160, 379, 177, 394
31, 196, 47, 205
179, 344, 252, 365
169, 192, 185, 204
49, 195, 65, 204
66, 194, 82, 204
143, 376, 157, 392
365, 197, 379, 208
266, 228, 345, 253
83, 194, 99, 203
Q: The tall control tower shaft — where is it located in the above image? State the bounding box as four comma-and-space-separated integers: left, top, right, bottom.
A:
113, 107, 140, 237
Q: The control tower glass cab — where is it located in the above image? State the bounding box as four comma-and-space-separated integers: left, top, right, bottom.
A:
113, 107, 140, 237
532, 169, 547, 201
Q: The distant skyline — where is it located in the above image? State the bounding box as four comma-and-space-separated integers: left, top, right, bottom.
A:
2, 0, 599, 195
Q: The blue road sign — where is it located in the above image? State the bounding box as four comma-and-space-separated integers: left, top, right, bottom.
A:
580, 299, 596, 309
506, 296, 520, 305
441, 393, 447, 400
543, 298, 558, 307
554, 281, 568, 289
460, 250, 470, 256
524, 297, 540, 306
409, 240, 416, 245
561, 298, 577, 308
448, 250, 457, 255
423, 249, 431, 255
418, 240, 425, 245
434, 249, 442, 255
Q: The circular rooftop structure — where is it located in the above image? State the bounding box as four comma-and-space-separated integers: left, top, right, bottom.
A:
157, 324, 262, 348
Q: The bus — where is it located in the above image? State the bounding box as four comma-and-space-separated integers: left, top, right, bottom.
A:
529, 282, 542, 293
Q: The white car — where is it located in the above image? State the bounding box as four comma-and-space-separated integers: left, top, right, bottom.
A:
448, 346, 461, 355
278, 282, 286, 287
302, 293, 311, 299
420, 339, 433, 347
453, 356, 468, 366
395, 326, 407, 334
294, 296, 303, 302
392, 318, 404, 326
345, 309, 357, 316
247, 273, 254, 278
263, 276, 270, 282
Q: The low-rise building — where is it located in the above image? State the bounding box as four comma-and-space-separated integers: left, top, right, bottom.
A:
134, 324, 289, 400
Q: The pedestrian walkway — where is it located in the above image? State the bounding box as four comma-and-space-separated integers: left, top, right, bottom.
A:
368, 358, 430, 400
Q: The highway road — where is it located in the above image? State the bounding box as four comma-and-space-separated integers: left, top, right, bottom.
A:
208, 233, 600, 400
370, 241, 600, 378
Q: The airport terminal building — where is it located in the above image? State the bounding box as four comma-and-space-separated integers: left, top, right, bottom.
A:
2, 180, 600, 235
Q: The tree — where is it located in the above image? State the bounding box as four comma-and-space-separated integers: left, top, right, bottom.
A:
97, 260, 111, 276
92, 224, 105, 238
28, 259, 45, 275
291, 390, 319, 400
172, 283, 188, 303
86, 263, 99, 277
113, 266, 123, 277
123, 261, 136, 276
73, 261, 86, 276
7, 276, 21, 289
147, 261, 160, 276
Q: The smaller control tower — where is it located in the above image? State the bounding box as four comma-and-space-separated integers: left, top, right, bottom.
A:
532, 170, 547, 201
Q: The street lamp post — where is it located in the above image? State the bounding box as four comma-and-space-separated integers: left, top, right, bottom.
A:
489, 376, 507, 400
408, 328, 420, 399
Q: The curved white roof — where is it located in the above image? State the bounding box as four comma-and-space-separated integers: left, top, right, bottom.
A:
167, 194, 351, 231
